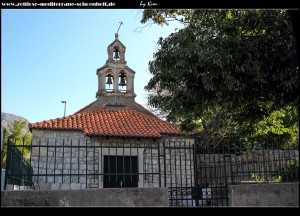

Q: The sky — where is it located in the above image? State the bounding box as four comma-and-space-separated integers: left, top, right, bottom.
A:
1, 9, 183, 123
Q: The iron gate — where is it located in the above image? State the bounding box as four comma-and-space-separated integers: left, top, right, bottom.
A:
164, 140, 229, 207
4, 141, 34, 190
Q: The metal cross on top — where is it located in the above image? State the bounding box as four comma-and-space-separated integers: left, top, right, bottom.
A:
116, 21, 123, 34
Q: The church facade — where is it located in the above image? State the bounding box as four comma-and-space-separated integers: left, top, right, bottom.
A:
29, 33, 195, 191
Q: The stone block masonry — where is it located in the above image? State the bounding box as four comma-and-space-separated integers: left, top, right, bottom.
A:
30, 130, 195, 192
1, 188, 169, 207
228, 182, 299, 207
31, 130, 99, 190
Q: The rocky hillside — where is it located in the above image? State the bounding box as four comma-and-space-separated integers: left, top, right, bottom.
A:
1, 112, 30, 133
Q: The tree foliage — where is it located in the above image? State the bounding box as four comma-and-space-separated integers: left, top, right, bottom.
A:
142, 9, 298, 147
252, 105, 299, 148
1, 119, 32, 167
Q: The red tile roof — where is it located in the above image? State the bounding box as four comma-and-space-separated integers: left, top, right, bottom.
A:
29, 108, 180, 138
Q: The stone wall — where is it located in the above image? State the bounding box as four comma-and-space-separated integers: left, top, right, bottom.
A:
31, 130, 97, 190
143, 147, 160, 187
30, 130, 195, 191
228, 182, 299, 207
162, 141, 194, 188
143, 140, 194, 188
1, 187, 169, 207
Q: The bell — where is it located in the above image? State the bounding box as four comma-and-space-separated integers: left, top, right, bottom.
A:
114, 48, 120, 60
119, 77, 126, 86
106, 74, 113, 85
119, 72, 126, 86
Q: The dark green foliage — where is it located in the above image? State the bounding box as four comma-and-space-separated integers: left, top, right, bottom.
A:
142, 9, 299, 147
274, 158, 299, 182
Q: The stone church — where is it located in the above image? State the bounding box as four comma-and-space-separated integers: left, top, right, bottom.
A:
29, 33, 194, 191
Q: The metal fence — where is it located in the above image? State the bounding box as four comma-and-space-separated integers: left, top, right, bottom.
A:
4, 137, 299, 207
4, 140, 34, 190
29, 139, 163, 190
193, 139, 299, 206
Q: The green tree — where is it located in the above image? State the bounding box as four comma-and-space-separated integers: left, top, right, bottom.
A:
1, 119, 32, 167
251, 105, 299, 148
142, 9, 298, 147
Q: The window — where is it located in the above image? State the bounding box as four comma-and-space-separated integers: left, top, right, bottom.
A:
103, 156, 138, 188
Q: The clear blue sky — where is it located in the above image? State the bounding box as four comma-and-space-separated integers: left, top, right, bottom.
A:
2, 9, 183, 123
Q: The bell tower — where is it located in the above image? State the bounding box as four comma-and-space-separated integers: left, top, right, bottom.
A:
96, 26, 136, 107
75, 22, 156, 115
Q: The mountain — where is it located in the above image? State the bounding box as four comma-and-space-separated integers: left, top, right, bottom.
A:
1, 112, 30, 133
